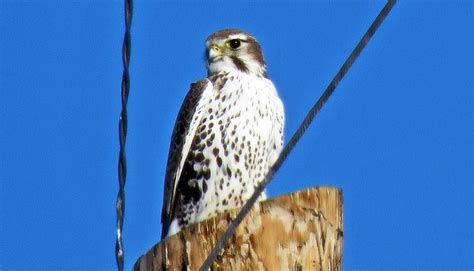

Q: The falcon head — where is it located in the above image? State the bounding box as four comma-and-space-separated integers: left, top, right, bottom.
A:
206, 29, 267, 77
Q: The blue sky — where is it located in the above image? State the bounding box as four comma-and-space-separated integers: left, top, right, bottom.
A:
1, 1, 472, 270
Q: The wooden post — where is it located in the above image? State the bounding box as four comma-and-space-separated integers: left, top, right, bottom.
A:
134, 186, 343, 271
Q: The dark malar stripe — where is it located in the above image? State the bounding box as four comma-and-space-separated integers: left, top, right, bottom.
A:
230, 56, 249, 73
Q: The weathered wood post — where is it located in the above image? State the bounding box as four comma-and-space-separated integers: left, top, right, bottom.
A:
134, 186, 343, 270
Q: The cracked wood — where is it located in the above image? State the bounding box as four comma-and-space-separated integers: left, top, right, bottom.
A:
134, 186, 343, 271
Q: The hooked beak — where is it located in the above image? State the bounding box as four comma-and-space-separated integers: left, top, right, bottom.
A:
208, 44, 223, 62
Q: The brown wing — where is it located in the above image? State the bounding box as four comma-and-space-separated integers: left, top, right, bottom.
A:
161, 79, 211, 238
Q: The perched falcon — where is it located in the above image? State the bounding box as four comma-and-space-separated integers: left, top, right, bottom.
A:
161, 29, 284, 238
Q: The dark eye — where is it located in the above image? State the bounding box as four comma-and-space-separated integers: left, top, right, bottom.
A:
228, 39, 241, 49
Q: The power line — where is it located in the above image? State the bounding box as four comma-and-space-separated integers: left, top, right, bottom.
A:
116, 0, 133, 270
199, 1, 397, 270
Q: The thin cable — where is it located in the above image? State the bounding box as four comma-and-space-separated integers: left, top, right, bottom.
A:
116, 0, 133, 270
199, 1, 397, 270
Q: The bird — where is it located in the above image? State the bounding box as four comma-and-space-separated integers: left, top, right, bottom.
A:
161, 29, 284, 238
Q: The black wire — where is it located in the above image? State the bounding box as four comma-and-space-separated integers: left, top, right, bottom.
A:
199, 1, 397, 270
116, 0, 133, 270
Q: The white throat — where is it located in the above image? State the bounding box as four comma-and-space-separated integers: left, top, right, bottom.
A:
207, 56, 266, 77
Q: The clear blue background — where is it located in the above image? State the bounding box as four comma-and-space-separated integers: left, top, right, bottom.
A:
1, 1, 472, 270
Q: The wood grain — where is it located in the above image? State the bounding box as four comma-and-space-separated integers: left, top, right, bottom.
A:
134, 186, 343, 271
